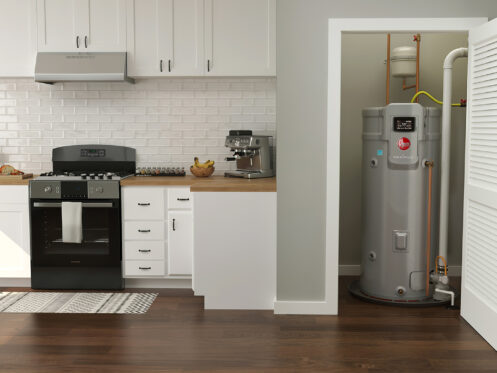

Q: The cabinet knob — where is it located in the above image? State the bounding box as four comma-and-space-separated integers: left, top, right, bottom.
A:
76, 36, 80, 48
137, 203, 150, 206
160, 59, 163, 72
207, 59, 211, 72
84, 35, 88, 48
177, 198, 189, 201
138, 249, 151, 253
138, 229, 151, 233
168, 59, 171, 72
139, 267, 151, 270
172, 218, 176, 231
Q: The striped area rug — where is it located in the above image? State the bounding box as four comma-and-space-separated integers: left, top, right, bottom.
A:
0, 292, 158, 314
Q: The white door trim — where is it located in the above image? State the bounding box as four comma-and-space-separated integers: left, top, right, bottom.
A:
318, 17, 488, 316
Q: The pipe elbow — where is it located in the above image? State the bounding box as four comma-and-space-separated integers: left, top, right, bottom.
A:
443, 47, 468, 69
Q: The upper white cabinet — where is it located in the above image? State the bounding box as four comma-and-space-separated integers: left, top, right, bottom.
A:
127, 0, 204, 77
127, 0, 275, 77
204, 0, 276, 76
37, 0, 126, 52
0, 0, 37, 77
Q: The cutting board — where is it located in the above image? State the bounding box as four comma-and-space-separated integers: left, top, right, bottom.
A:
0, 173, 33, 180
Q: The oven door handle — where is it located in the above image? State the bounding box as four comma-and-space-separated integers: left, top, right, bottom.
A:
32, 202, 114, 208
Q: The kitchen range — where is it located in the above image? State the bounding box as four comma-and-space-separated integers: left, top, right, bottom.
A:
29, 145, 136, 290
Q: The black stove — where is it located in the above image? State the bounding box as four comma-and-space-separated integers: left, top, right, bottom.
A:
29, 145, 136, 290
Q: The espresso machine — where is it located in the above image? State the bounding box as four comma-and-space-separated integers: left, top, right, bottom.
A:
224, 130, 274, 179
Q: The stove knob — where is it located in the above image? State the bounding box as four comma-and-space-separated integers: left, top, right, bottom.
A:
106, 173, 113, 180
81, 173, 87, 179
98, 173, 104, 179
89, 173, 95, 179
44, 186, 52, 193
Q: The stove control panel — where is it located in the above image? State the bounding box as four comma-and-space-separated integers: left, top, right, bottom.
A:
88, 181, 119, 199
30, 181, 61, 199
61, 181, 87, 199
30, 180, 120, 199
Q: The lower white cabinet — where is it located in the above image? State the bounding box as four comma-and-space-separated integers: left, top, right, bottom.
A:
124, 260, 166, 277
0, 186, 30, 278
123, 221, 165, 241
124, 240, 165, 260
193, 192, 276, 309
121, 186, 192, 278
168, 210, 193, 275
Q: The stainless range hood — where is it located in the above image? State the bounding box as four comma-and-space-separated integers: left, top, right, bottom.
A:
35, 52, 134, 84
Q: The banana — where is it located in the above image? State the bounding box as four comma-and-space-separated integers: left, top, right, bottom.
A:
192, 158, 214, 169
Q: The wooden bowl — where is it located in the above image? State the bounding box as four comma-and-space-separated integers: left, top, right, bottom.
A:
190, 166, 215, 177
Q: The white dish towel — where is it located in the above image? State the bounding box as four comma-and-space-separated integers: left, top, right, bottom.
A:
61, 202, 83, 243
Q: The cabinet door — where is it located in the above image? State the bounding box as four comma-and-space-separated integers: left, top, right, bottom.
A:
127, 0, 203, 77
169, 0, 204, 76
0, 0, 36, 77
204, 0, 276, 76
37, 0, 82, 52
83, 0, 126, 51
126, 0, 170, 76
168, 211, 193, 275
0, 204, 30, 278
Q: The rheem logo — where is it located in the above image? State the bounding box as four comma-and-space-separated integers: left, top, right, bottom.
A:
397, 137, 411, 151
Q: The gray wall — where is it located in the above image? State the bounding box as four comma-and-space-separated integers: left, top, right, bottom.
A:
340, 33, 468, 266
276, 0, 497, 302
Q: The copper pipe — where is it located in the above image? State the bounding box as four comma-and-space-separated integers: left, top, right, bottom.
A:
402, 78, 416, 90
386, 33, 391, 105
415, 34, 421, 102
425, 160, 434, 297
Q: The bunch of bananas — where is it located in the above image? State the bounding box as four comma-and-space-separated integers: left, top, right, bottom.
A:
193, 157, 215, 169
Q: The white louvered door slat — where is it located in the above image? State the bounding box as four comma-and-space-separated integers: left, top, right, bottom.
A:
462, 18, 497, 351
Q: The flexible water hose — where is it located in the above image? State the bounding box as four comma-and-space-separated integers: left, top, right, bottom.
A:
411, 90, 463, 107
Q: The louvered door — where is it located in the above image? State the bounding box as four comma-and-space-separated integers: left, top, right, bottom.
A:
461, 18, 497, 351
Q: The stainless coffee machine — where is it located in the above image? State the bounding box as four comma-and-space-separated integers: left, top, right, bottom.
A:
224, 130, 275, 179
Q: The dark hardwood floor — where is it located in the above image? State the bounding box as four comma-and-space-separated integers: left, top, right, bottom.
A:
0, 277, 496, 373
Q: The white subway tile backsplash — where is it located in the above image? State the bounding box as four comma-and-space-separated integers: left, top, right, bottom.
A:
0, 77, 276, 173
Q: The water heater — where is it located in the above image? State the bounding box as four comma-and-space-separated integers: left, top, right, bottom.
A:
352, 103, 442, 304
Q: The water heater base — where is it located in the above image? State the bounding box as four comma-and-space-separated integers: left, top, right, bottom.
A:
348, 280, 453, 307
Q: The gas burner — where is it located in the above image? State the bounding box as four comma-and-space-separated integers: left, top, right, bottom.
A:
39, 171, 128, 181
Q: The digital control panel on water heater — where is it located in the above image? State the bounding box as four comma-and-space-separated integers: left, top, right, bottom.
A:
388, 108, 420, 167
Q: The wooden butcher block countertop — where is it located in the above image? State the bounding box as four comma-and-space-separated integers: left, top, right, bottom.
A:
0, 175, 37, 185
120, 175, 277, 192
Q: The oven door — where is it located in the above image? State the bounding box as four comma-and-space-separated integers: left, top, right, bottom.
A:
30, 199, 121, 267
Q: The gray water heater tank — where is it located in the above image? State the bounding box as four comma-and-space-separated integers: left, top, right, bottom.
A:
359, 103, 441, 301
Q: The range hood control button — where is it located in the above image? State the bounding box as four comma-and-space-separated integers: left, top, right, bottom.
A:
44, 186, 52, 193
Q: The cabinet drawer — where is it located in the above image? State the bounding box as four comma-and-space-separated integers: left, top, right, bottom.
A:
124, 221, 165, 241
0, 186, 28, 204
124, 260, 165, 277
168, 188, 192, 209
124, 241, 165, 260
123, 187, 165, 220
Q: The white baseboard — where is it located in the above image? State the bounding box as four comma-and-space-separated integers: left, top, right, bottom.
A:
338, 265, 462, 276
125, 278, 192, 289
